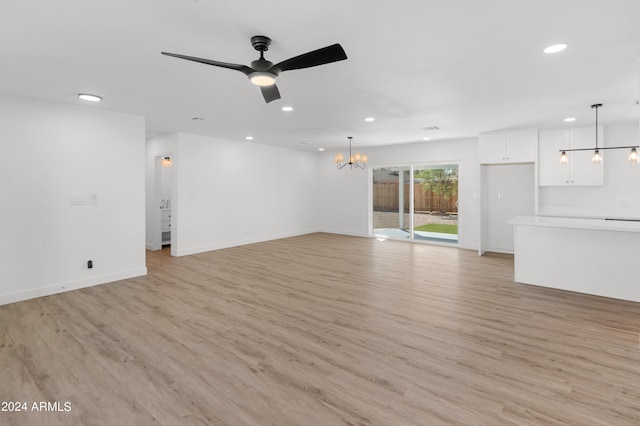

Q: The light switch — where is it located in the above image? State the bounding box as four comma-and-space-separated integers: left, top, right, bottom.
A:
70, 194, 90, 205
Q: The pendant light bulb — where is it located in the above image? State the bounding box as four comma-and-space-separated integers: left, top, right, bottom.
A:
629, 147, 639, 164
560, 151, 568, 165
592, 149, 602, 164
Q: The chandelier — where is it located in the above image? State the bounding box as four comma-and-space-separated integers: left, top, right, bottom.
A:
559, 104, 639, 165
334, 137, 368, 169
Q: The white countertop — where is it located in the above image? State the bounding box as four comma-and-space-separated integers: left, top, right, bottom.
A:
508, 216, 640, 233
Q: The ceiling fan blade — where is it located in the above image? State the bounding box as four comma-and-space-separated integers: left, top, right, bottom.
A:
274, 44, 347, 72
260, 84, 281, 103
161, 52, 252, 75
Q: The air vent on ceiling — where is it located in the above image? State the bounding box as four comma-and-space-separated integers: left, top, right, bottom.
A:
422, 126, 440, 131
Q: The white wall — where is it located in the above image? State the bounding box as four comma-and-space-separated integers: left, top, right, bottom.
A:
538, 122, 640, 218
0, 93, 147, 305
145, 134, 177, 250
160, 163, 172, 200
316, 138, 482, 250
172, 133, 319, 256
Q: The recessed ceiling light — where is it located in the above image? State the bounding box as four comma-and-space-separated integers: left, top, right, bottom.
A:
564, 117, 576, 122
544, 43, 567, 54
364, 117, 375, 122
423, 137, 431, 141
78, 93, 102, 102
281, 106, 293, 112
318, 148, 325, 151
245, 136, 254, 141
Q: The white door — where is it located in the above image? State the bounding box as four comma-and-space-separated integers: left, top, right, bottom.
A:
485, 164, 535, 253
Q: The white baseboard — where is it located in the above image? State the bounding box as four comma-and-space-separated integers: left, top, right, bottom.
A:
316, 228, 371, 238
0, 267, 147, 306
484, 247, 514, 255
173, 229, 320, 257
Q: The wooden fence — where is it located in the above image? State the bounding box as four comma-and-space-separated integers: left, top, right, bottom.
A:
373, 182, 458, 213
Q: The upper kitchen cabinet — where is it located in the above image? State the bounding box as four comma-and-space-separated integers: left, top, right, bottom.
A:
478, 129, 537, 164
538, 126, 604, 186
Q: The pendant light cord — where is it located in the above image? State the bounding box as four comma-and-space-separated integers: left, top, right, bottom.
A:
592, 103, 601, 149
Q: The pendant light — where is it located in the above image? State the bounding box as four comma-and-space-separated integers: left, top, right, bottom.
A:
559, 103, 639, 165
559, 151, 568, 165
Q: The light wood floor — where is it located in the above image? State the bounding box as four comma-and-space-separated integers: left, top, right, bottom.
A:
1, 233, 640, 425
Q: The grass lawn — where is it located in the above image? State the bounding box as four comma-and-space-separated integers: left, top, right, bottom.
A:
414, 223, 458, 234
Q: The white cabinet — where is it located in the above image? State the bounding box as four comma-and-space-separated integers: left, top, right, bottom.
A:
479, 129, 537, 164
538, 126, 604, 186
161, 209, 171, 245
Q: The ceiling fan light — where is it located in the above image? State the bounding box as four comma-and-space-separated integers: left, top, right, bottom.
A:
249, 72, 276, 86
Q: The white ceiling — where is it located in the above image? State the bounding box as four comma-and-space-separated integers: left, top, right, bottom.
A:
1, 0, 639, 151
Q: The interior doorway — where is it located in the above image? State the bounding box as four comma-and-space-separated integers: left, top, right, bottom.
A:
159, 156, 173, 248
147, 155, 173, 251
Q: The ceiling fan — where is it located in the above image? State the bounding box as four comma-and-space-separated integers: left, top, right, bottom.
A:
161, 36, 347, 103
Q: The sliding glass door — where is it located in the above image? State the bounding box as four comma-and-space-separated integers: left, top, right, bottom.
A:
373, 164, 458, 243
412, 165, 458, 242
372, 167, 411, 239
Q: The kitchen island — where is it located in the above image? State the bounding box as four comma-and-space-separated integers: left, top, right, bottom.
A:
508, 216, 640, 302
